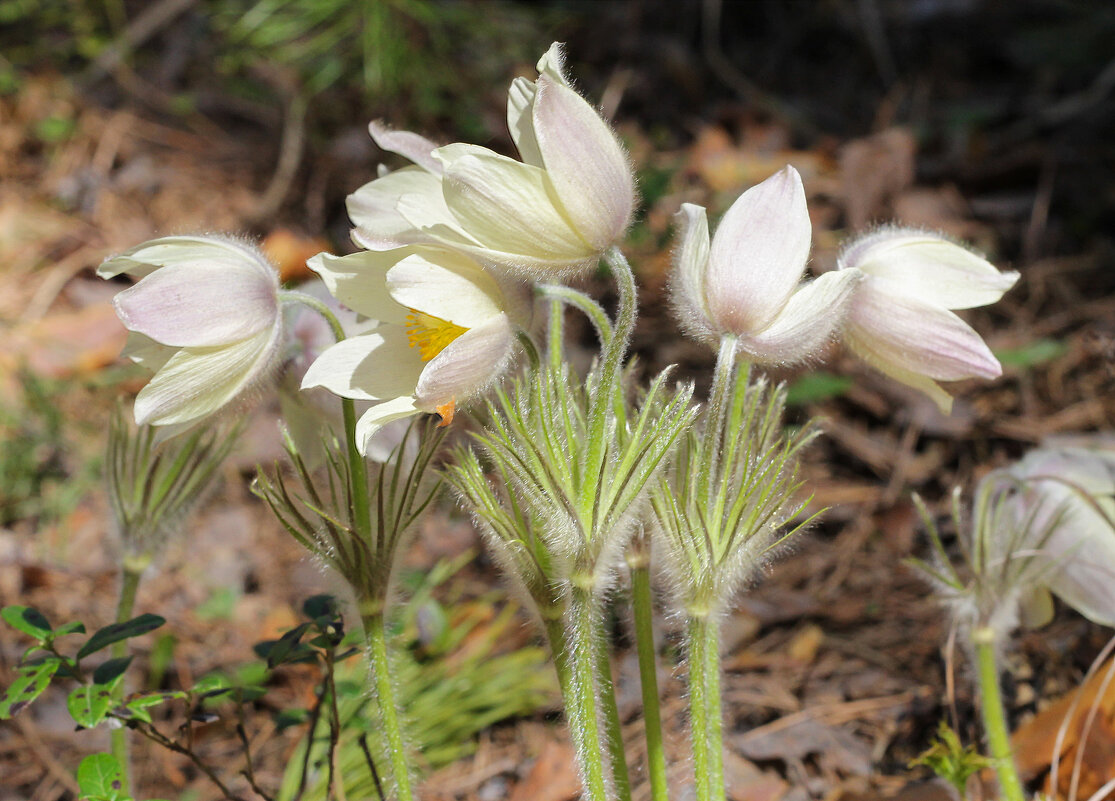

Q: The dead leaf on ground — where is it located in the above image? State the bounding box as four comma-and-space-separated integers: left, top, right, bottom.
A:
509, 738, 581, 801
839, 128, 916, 230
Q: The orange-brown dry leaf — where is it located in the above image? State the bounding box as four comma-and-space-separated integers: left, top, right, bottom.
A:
1011, 656, 1115, 799
261, 228, 331, 283
839, 127, 916, 231
509, 738, 581, 801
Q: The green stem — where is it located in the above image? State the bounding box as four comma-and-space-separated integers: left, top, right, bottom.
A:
111, 562, 144, 796
973, 627, 1026, 801
567, 585, 611, 801
280, 290, 370, 539
697, 336, 737, 502
687, 614, 725, 801
630, 557, 668, 801
597, 635, 632, 801
362, 611, 414, 801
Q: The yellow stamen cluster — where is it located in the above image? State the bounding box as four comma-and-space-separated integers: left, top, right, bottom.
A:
405, 310, 468, 361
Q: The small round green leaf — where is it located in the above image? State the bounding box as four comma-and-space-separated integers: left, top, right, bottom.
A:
76, 753, 128, 801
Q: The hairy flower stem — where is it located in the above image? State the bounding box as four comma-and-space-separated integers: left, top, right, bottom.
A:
280, 291, 371, 540
697, 336, 737, 498
597, 637, 632, 801
568, 584, 613, 801
629, 555, 668, 801
687, 614, 725, 801
110, 558, 146, 796
362, 610, 414, 801
973, 627, 1026, 801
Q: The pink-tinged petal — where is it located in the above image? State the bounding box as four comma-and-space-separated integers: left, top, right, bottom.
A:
434, 148, 590, 263
134, 327, 281, 426
368, 121, 442, 174
307, 251, 409, 325
669, 203, 714, 342
535, 42, 570, 86
847, 280, 1002, 382
114, 261, 277, 347
386, 251, 504, 328
844, 331, 956, 413
356, 397, 422, 456
839, 228, 1019, 309
737, 269, 862, 364
348, 166, 449, 250
98, 236, 271, 281
414, 314, 516, 407
532, 75, 634, 250
706, 166, 813, 334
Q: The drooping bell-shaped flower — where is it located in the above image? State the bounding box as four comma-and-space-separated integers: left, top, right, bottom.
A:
300, 246, 530, 455
671, 166, 862, 363
992, 447, 1115, 628
837, 228, 1019, 412
99, 236, 284, 428
347, 42, 635, 276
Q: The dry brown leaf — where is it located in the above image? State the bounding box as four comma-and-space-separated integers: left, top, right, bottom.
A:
509, 738, 581, 801
839, 128, 917, 231
1012, 656, 1115, 799
261, 228, 332, 283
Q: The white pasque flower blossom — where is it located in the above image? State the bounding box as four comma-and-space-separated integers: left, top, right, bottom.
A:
671, 165, 862, 362
991, 447, 1115, 628
99, 236, 284, 428
300, 247, 529, 454
347, 42, 635, 276
837, 228, 1019, 412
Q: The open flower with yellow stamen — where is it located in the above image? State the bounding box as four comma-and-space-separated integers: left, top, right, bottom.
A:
347, 42, 635, 276
300, 246, 530, 455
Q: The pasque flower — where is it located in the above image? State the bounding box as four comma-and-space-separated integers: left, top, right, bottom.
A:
837, 228, 1019, 412
992, 446, 1115, 628
99, 236, 284, 427
301, 246, 530, 454
671, 166, 862, 362
347, 42, 635, 275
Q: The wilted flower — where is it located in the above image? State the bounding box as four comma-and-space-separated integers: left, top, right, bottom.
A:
837, 228, 1019, 412
301, 246, 530, 454
348, 42, 635, 276
671, 166, 861, 363
992, 447, 1115, 628
99, 236, 284, 428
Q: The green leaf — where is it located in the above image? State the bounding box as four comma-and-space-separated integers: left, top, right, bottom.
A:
76, 753, 128, 801
77, 614, 165, 660
274, 707, 309, 730
2, 606, 52, 640
266, 622, 311, 668
92, 656, 133, 686
121, 690, 186, 724
785, 372, 853, 406
995, 338, 1068, 369
68, 679, 121, 728
302, 594, 339, 621
54, 620, 87, 637
0, 659, 60, 718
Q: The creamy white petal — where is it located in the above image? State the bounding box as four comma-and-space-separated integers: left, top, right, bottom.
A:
134, 327, 281, 426
98, 236, 271, 281
535, 42, 570, 85
839, 229, 1019, 309
434, 147, 590, 262
121, 332, 176, 372
356, 397, 422, 457
386, 251, 504, 328
348, 166, 448, 250
737, 269, 862, 364
847, 279, 1002, 381
301, 328, 425, 402
532, 75, 634, 249
507, 77, 544, 168
307, 251, 409, 324
671, 204, 711, 316
114, 261, 277, 347
414, 314, 515, 407
368, 121, 442, 173
706, 166, 813, 333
